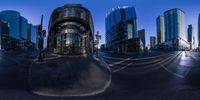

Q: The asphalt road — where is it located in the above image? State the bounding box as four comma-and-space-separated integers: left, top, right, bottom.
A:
98, 51, 200, 100
0, 50, 200, 100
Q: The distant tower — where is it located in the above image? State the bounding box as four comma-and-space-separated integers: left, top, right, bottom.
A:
150, 36, 156, 49
138, 29, 146, 48
187, 24, 193, 49
156, 16, 165, 45
193, 36, 195, 49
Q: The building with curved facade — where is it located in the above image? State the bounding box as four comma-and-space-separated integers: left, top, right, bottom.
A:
0, 11, 20, 40
0, 10, 37, 50
105, 6, 138, 53
48, 4, 94, 55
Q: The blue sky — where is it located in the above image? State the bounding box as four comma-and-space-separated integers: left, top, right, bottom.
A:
0, 0, 199, 47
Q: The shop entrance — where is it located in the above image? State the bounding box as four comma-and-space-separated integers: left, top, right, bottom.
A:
56, 32, 86, 55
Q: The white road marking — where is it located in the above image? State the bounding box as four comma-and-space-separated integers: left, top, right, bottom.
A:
160, 63, 185, 78
113, 53, 175, 72
109, 57, 132, 67
103, 52, 175, 67
158, 51, 185, 79
113, 62, 133, 72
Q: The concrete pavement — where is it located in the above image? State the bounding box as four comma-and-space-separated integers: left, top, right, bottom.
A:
29, 54, 111, 97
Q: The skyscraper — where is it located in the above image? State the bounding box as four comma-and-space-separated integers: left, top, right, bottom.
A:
156, 16, 165, 45
0, 11, 20, 40
138, 29, 145, 48
0, 10, 37, 50
105, 6, 138, 53
187, 25, 193, 42
150, 36, 156, 49
164, 8, 189, 50
187, 24, 193, 49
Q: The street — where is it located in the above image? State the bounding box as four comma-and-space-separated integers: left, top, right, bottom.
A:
98, 51, 200, 100
0, 50, 200, 100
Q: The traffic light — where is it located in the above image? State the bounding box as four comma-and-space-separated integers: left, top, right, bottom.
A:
38, 25, 42, 36
43, 30, 46, 37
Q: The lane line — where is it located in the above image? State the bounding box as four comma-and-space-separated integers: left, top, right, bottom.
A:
158, 51, 185, 79
159, 63, 185, 78
101, 52, 175, 61
108, 57, 132, 67
113, 52, 177, 72
107, 53, 175, 67
113, 62, 133, 72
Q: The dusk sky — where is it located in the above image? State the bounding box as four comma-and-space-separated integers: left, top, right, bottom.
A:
0, 0, 199, 47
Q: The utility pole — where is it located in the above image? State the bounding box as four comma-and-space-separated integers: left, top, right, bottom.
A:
38, 15, 46, 62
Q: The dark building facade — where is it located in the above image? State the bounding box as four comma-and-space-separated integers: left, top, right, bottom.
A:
138, 29, 145, 48
48, 4, 94, 56
105, 6, 138, 53
187, 24, 193, 49
187, 25, 192, 42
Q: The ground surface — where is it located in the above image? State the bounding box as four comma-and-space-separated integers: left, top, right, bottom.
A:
0, 50, 200, 100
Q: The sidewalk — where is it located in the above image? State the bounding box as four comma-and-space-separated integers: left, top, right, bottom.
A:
28, 54, 111, 97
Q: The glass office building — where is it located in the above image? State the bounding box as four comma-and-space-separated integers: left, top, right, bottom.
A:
0, 22, 10, 49
0, 11, 20, 40
164, 8, 189, 50
48, 4, 94, 55
0, 10, 37, 50
0, 11, 20, 49
20, 16, 28, 40
27, 24, 37, 45
105, 6, 138, 53
156, 16, 165, 45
